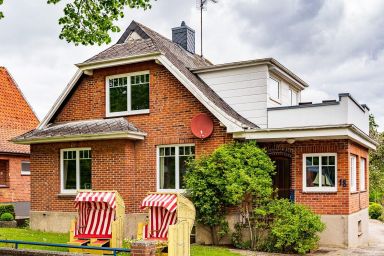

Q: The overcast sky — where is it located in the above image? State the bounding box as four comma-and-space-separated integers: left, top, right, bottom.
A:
1, 0, 384, 129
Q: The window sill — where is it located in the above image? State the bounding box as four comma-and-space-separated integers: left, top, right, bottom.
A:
21, 172, 30, 176
0, 185, 9, 188
157, 189, 186, 194
106, 109, 150, 117
302, 189, 337, 193
269, 97, 281, 105
350, 191, 359, 194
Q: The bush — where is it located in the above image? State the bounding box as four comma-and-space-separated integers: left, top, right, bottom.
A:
369, 203, 383, 219
0, 204, 15, 218
0, 212, 14, 221
258, 199, 325, 254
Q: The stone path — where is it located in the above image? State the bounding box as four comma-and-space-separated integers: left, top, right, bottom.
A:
230, 219, 384, 255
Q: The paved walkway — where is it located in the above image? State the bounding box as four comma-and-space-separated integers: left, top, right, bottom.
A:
230, 219, 384, 255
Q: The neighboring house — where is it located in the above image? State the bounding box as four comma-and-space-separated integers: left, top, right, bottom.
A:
0, 67, 39, 217
14, 21, 376, 248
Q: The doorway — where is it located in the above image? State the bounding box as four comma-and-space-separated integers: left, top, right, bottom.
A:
271, 156, 291, 199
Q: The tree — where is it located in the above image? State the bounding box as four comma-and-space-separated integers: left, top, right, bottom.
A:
184, 141, 275, 245
369, 114, 384, 203
0, 0, 153, 45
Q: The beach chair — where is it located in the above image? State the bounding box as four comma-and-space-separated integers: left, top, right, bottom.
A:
137, 192, 195, 256
68, 191, 125, 255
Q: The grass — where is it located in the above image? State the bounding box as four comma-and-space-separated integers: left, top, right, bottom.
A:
0, 228, 241, 255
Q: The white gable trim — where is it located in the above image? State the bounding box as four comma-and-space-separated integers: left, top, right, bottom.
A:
39, 54, 249, 132
38, 70, 83, 129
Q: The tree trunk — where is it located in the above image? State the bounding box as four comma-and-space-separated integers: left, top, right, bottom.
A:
211, 226, 220, 245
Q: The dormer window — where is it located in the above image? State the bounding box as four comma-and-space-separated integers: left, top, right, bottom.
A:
106, 71, 150, 117
268, 77, 280, 101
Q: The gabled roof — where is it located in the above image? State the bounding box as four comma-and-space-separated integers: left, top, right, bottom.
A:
39, 21, 257, 131
13, 117, 146, 144
0, 67, 39, 154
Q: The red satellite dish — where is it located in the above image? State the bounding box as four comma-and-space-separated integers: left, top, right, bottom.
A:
191, 113, 214, 139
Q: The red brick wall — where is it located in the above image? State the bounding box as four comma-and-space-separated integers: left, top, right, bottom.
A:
261, 139, 369, 215
0, 154, 31, 203
32, 61, 232, 213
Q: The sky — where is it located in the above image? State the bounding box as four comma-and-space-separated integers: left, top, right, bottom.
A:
1, 0, 384, 129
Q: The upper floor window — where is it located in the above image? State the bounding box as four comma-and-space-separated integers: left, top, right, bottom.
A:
61, 148, 92, 194
289, 89, 298, 105
21, 161, 30, 175
106, 71, 150, 117
303, 153, 337, 192
157, 145, 195, 191
268, 77, 280, 101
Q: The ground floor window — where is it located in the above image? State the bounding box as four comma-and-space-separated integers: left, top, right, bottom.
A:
21, 161, 30, 175
60, 148, 92, 193
350, 154, 357, 192
360, 158, 366, 191
157, 144, 195, 191
303, 153, 337, 192
0, 160, 9, 187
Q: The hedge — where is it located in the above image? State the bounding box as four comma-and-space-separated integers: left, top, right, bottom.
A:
0, 204, 15, 217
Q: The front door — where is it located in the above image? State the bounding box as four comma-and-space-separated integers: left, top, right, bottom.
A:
271, 156, 291, 199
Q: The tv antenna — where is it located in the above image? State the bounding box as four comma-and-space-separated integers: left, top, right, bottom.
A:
196, 0, 218, 56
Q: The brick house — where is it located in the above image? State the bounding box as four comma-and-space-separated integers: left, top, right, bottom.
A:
0, 67, 39, 217
14, 21, 376, 248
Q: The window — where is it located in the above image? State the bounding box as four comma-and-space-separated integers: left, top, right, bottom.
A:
350, 155, 357, 192
0, 160, 9, 187
158, 145, 195, 191
303, 154, 337, 192
289, 89, 298, 105
61, 148, 92, 193
21, 161, 30, 175
268, 77, 280, 100
106, 71, 150, 116
360, 158, 366, 191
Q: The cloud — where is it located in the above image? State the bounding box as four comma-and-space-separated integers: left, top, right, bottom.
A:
1, 0, 384, 130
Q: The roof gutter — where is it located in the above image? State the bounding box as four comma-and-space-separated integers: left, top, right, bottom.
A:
76, 52, 162, 71
12, 131, 147, 145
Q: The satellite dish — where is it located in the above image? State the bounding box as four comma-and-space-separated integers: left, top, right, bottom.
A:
191, 113, 214, 139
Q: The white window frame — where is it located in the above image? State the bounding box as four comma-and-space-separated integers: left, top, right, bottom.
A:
106, 71, 150, 117
21, 161, 31, 176
60, 148, 91, 194
268, 77, 281, 102
360, 158, 366, 191
350, 154, 357, 192
156, 144, 195, 192
303, 153, 337, 193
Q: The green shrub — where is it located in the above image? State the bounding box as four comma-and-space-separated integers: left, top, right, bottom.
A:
0, 212, 14, 221
0, 204, 15, 218
369, 203, 383, 219
258, 199, 325, 254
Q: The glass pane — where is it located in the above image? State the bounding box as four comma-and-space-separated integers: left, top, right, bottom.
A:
64, 158, 76, 190
306, 166, 319, 187
80, 158, 92, 189
21, 162, 30, 172
321, 166, 335, 187
179, 155, 194, 189
322, 156, 328, 165
306, 157, 312, 166
110, 87, 127, 112
131, 83, 149, 110
160, 156, 176, 189
329, 156, 335, 165
268, 78, 279, 99
313, 157, 319, 165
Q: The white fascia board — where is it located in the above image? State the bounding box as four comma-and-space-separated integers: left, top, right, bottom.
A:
13, 131, 147, 145
38, 70, 83, 129
234, 125, 376, 150
76, 52, 161, 70
156, 55, 245, 133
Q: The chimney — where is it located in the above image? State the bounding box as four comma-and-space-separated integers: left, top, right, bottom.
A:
172, 21, 195, 53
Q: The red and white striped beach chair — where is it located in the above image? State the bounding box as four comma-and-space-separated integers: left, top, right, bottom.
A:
68, 191, 125, 255
137, 192, 196, 256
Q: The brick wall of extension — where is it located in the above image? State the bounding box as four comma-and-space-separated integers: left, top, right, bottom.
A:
261, 140, 369, 215
0, 154, 31, 203
31, 61, 232, 214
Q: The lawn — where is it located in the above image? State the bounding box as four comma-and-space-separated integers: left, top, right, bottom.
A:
0, 228, 241, 256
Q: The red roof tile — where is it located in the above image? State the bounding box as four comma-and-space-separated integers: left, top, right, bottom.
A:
0, 67, 39, 154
